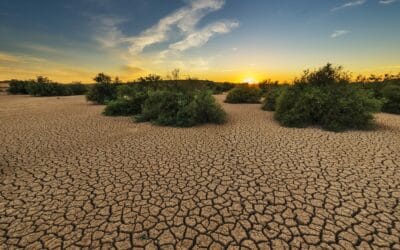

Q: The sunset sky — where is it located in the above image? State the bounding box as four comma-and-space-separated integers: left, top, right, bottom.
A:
0, 0, 399, 83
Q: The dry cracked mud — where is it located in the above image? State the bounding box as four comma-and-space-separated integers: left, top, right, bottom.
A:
1, 95, 400, 249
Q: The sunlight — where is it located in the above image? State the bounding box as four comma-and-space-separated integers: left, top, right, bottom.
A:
243, 77, 258, 84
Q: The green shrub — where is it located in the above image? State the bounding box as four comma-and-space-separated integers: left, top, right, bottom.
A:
275, 64, 382, 132
381, 84, 400, 114
210, 82, 235, 94
262, 86, 286, 111
136, 90, 190, 126
7, 80, 31, 94
68, 83, 88, 95
27, 76, 73, 96
320, 86, 382, 131
136, 90, 226, 127
275, 85, 327, 128
86, 73, 118, 104
103, 87, 148, 116
225, 85, 261, 103
7, 78, 88, 96
258, 80, 280, 95
177, 90, 227, 126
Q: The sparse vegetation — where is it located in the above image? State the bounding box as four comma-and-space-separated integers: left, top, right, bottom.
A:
7, 80, 31, 94
86, 73, 119, 104
381, 84, 400, 114
136, 90, 226, 127
274, 64, 383, 132
103, 85, 148, 116
7, 77, 88, 96
225, 85, 262, 103
68, 82, 88, 95
262, 85, 287, 111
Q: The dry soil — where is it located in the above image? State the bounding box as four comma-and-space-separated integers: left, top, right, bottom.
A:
0, 95, 400, 249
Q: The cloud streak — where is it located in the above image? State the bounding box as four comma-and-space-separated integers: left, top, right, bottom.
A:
331, 0, 366, 11
379, 0, 397, 4
169, 21, 239, 52
331, 30, 351, 38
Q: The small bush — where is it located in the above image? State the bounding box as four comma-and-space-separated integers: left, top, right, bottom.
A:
136, 90, 226, 127
26, 77, 73, 96
7, 78, 88, 96
320, 86, 382, 131
7, 80, 31, 94
381, 84, 400, 114
275, 64, 382, 132
86, 73, 118, 104
68, 83, 88, 95
177, 90, 227, 126
275, 85, 327, 128
262, 86, 286, 111
258, 80, 280, 95
29, 83, 72, 96
103, 87, 148, 116
225, 85, 261, 103
211, 82, 235, 94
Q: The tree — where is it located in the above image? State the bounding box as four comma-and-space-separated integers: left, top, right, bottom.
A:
93, 73, 112, 84
171, 69, 180, 81
36, 76, 51, 83
138, 74, 162, 83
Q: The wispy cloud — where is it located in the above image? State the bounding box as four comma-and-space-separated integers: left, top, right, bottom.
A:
168, 21, 239, 52
0, 51, 46, 64
121, 65, 144, 74
93, 0, 238, 56
331, 0, 366, 11
331, 30, 351, 38
379, 0, 397, 4
91, 15, 127, 48
125, 0, 227, 54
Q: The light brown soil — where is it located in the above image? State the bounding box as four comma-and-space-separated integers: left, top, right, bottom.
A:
1, 94, 400, 249
0, 82, 8, 94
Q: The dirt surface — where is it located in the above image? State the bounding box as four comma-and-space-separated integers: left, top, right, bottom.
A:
1, 94, 400, 249
0, 82, 8, 94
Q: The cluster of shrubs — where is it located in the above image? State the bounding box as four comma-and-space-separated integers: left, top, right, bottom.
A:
136, 90, 226, 127
381, 84, 400, 114
7, 77, 88, 96
225, 85, 262, 103
103, 85, 148, 116
88, 73, 227, 127
86, 73, 235, 105
354, 75, 400, 114
269, 64, 383, 131
86, 73, 120, 104
262, 85, 287, 111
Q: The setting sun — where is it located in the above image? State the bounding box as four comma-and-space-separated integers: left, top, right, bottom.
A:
243, 77, 258, 84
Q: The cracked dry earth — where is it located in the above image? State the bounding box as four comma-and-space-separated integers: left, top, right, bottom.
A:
1, 95, 400, 250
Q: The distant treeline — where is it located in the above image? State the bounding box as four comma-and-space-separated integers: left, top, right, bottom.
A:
6, 74, 237, 97
7, 76, 88, 96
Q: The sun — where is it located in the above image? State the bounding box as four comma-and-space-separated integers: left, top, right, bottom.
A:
243, 77, 258, 84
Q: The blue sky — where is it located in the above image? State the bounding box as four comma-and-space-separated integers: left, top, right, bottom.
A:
0, 0, 399, 82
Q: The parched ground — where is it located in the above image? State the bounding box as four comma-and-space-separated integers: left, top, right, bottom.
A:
1, 95, 400, 249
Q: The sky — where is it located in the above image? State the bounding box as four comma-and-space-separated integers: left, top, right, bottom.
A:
0, 0, 399, 83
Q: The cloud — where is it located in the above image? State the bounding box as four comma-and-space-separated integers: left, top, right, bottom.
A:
331, 0, 366, 11
20, 44, 60, 54
121, 65, 144, 74
331, 30, 351, 38
125, 0, 227, 54
168, 21, 239, 52
93, 0, 238, 56
92, 15, 127, 48
0, 52, 46, 64
379, 0, 397, 4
